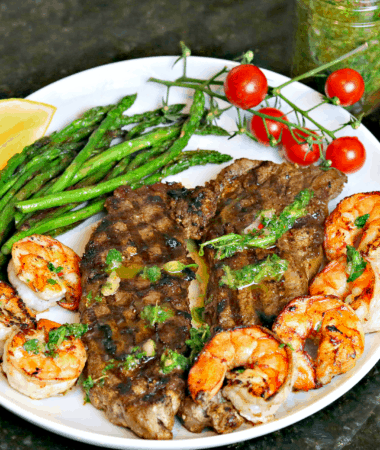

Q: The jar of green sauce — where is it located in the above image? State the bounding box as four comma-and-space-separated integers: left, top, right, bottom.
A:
292, 0, 380, 115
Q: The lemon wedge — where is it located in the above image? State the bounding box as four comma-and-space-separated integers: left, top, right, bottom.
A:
0, 98, 56, 169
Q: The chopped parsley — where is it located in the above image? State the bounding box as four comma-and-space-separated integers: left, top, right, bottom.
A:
140, 305, 174, 327
47, 278, 58, 285
140, 266, 161, 283
160, 349, 189, 374
22, 323, 88, 357
220, 254, 288, 289
86, 291, 102, 306
346, 245, 367, 282
81, 375, 95, 403
45, 323, 88, 357
355, 214, 370, 229
186, 324, 211, 364
123, 350, 147, 370
105, 248, 123, 272
48, 263, 64, 274
81, 346, 148, 403
102, 360, 116, 374
23, 339, 42, 355
199, 189, 313, 259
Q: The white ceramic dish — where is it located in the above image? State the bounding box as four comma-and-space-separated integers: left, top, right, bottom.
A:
1, 56, 380, 449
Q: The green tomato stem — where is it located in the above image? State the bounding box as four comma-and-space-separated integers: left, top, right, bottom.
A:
149, 77, 326, 141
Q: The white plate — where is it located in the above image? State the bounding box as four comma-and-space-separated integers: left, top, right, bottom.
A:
2, 56, 380, 449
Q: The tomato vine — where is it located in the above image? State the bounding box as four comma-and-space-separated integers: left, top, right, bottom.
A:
149, 42, 369, 174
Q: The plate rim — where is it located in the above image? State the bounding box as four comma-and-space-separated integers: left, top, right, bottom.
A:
4, 54, 376, 449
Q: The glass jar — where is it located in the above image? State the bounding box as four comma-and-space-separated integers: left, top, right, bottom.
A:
292, 0, 380, 115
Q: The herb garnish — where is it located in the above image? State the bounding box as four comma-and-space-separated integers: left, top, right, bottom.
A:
140, 305, 174, 327
22, 323, 88, 357
47, 278, 58, 285
354, 214, 370, 229
45, 323, 88, 357
81, 375, 95, 403
48, 262, 64, 274
220, 254, 288, 289
105, 248, 123, 272
23, 339, 42, 355
123, 349, 147, 370
186, 324, 211, 364
346, 245, 367, 282
199, 189, 313, 259
160, 349, 189, 374
140, 266, 162, 283
85, 291, 102, 306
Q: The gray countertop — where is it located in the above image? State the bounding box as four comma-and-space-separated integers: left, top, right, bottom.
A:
1, 0, 380, 449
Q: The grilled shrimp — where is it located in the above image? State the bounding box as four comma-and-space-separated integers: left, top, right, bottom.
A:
309, 256, 380, 333
8, 235, 81, 312
0, 281, 36, 355
272, 295, 365, 391
324, 192, 380, 261
188, 326, 294, 424
2, 318, 86, 399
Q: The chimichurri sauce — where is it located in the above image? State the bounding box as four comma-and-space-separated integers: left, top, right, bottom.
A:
292, 0, 380, 115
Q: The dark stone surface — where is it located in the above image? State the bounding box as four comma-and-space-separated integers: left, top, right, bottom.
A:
1, 0, 380, 449
0, 0, 294, 99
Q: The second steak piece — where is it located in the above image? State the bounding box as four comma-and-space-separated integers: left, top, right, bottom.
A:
80, 184, 196, 440
170, 158, 347, 331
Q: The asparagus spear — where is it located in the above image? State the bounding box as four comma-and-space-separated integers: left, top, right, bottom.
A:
0, 105, 113, 194
107, 103, 186, 131
0, 144, 76, 199
195, 124, 230, 136
0, 153, 76, 244
15, 177, 61, 228
47, 94, 137, 194
16, 91, 205, 214
17, 160, 116, 231
130, 150, 232, 189
3, 199, 106, 254
67, 124, 181, 185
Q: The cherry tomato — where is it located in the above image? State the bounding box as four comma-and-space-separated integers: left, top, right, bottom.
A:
224, 64, 268, 110
325, 136, 366, 174
325, 68, 365, 107
249, 107, 288, 145
281, 127, 320, 166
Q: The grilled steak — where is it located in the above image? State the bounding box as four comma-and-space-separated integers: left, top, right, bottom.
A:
80, 158, 347, 438
79, 184, 196, 440
173, 158, 347, 332
174, 159, 347, 434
